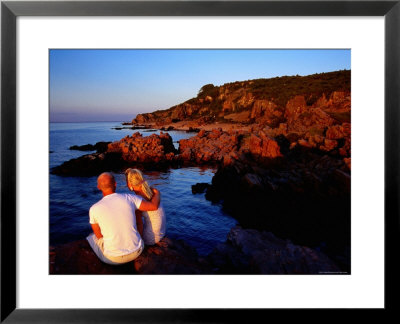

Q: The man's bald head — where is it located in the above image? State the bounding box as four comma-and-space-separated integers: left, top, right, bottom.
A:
97, 172, 116, 194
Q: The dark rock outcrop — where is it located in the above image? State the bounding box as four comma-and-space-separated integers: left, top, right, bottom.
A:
208, 226, 341, 274
191, 182, 211, 194
50, 237, 210, 275
205, 155, 351, 272
133, 238, 210, 274
69, 141, 111, 153
51, 132, 178, 176
50, 227, 341, 275
50, 152, 126, 177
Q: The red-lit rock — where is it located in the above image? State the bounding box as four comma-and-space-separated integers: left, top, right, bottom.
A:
178, 129, 241, 164
248, 132, 283, 158
107, 132, 176, 164
320, 138, 338, 152
344, 157, 351, 170
326, 123, 351, 140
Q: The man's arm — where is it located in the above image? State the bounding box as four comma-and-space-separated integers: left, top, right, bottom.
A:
135, 210, 144, 237
91, 223, 103, 239
138, 188, 160, 211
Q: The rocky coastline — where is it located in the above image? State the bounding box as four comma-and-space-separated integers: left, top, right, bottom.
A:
51, 128, 350, 272
50, 71, 351, 274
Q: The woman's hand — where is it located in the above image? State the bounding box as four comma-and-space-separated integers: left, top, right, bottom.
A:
139, 188, 160, 211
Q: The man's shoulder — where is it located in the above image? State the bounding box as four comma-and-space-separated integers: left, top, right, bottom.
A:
90, 193, 139, 208
89, 199, 103, 212
122, 192, 143, 206
90, 195, 112, 210
103, 193, 133, 205
114, 192, 130, 201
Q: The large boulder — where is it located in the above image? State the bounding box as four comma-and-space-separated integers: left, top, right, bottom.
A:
51, 132, 178, 176
69, 141, 111, 153
178, 128, 241, 164
50, 152, 125, 177
50, 228, 341, 274
248, 131, 283, 159
286, 107, 336, 134
285, 95, 308, 119
132, 113, 154, 124
107, 132, 176, 164
205, 155, 351, 272
326, 123, 351, 140
50, 237, 209, 275
170, 105, 187, 121
179, 129, 284, 166
235, 92, 255, 108
314, 91, 351, 112
208, 226, 341, 274
222, 99, 236, 112
133, 237, 209, 274
251, 100, 283, 127
328, 91, 351, 110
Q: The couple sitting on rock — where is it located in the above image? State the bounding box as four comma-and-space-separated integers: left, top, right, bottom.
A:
86, 169, 166, 265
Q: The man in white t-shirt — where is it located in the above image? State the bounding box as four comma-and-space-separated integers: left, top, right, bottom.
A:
86, 172, 160, 265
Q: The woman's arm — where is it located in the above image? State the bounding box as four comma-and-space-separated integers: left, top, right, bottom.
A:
138, 188, 160, 211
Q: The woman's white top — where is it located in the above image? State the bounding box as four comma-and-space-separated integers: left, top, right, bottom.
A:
142, 202, 166, 245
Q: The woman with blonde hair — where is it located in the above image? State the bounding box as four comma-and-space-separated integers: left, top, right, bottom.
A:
125, 168, 166, 245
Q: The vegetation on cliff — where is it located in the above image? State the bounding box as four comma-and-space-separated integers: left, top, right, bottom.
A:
132, 70, 350, 126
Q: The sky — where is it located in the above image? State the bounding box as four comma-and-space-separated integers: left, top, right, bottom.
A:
49, 49, 351, 122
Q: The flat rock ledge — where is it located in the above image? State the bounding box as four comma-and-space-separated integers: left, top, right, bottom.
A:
50, 226, 341, 275
50, 236, 207, 275
207, 226, 341, 274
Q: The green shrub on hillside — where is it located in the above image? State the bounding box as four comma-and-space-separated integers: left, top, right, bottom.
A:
176, 70, 350, 122
224, 70, 351, 107
198, 84, 219, 98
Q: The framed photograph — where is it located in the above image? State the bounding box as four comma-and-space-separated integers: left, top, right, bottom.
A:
1, 0, 399, 322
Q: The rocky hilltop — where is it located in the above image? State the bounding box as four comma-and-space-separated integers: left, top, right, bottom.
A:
132, 70, 350, 130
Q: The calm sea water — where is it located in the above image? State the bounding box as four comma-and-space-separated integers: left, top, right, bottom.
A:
49, 122, 237, 255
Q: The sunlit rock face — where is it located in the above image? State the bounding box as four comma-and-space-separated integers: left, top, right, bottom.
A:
131, 71, 350, 130
107, 132, 176, 164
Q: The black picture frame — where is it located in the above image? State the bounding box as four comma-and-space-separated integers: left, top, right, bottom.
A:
1, 0, 399, 322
